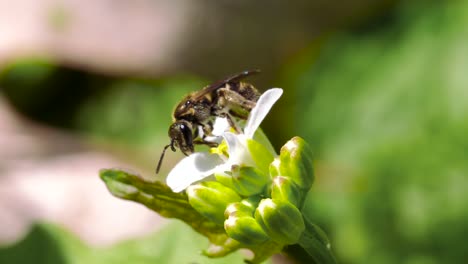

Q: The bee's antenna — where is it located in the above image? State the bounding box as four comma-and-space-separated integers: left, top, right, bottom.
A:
156, 142, 173, 174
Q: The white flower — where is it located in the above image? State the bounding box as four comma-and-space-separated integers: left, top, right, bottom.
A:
166, 88, 283, 192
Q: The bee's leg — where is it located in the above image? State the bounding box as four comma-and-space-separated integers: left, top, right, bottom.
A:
201, 122, 213, 137
225, 114, 242, 134
193, 139, 218, 148
211, 110, 242, 133
215, 88, 256, 134
217, 88, 257, 111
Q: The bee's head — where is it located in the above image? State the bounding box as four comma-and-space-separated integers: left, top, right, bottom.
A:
156, 120, 194, 174
168, 120, 194, 155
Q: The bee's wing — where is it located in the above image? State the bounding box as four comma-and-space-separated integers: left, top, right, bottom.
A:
192, 69, 260, 101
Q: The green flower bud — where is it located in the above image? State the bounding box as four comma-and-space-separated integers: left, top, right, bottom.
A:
225, 215, 269, 246
214, 172, 235, 189
277, 137, 315, 190
247, 138, 275, 174
269, 157, 281, 178
255, 198, 305, 245
270, 176, 303, 208
231, 166, 269, 196
187, 181, 241, 225
224, 196, 262, 219
225, 202, 253, 219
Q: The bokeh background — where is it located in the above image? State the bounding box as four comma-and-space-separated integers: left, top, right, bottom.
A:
1, 0, 467, 263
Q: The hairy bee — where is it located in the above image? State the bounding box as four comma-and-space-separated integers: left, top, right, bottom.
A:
156, 69, 261, 174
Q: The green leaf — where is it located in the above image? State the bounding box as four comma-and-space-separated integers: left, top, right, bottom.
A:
297, 218, 337, 264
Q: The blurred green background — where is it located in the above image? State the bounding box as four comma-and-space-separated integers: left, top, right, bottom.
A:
1, 0, 467, 263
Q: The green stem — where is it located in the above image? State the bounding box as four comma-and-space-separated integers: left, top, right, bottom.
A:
99, 169, 224, 240
296, 217, 337, 264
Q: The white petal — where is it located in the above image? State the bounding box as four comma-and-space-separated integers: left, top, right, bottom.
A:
244, 88, 283, 138
204, 117, 230, 143
166, 152, 225, 192
212, 117, 230, 136
224, 132, 254, 167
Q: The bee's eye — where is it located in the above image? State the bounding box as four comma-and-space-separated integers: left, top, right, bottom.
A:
180, 123, 192, 146
185, 100, 191, 107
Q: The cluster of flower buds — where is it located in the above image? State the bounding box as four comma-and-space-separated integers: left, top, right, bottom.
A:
158, 88, 334, 263
186, 136, 314, 248
100, 88, 334, 263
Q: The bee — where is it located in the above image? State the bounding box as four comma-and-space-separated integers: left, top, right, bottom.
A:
156, 69, 261, 174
